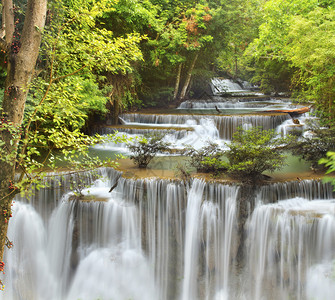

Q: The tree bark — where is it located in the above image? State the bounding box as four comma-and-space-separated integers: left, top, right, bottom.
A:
0, 0, 47, 270
179, 52, 199, 101
173, 63, 182, 101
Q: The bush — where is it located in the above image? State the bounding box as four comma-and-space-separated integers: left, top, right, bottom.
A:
184, 142, 226, 174
186, 127, 288, 182
127, 133, 170, 168
288, 122, 335, 171
223, 127, 288, 182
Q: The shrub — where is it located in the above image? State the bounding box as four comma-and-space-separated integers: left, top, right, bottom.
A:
186, 127, 288, 182
184, 142, 226, 174
223, 127, 288, 182
288, 122, 335, 171
127, 133, 170, 168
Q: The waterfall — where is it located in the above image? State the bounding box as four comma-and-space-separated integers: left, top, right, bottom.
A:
181, 179, 206, 300
2, 170, 335, 300
119, 113, 289, 141
2, 202, 55, 300
210, 78, 246, 94
256, 180, 335, 203
177, 98, 296, 110
246, 198, 335, 300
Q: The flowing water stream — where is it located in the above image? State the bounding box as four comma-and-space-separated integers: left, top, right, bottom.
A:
94, 79, 308, 153
2, 79, 335, 300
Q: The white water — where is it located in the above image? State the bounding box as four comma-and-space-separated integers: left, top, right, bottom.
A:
181, 179, 206, 300
306, 262, 335, 300
93, 78, 312, 154
5, 174, 335, 300
211, 78, 247, 94
94, 112, 292, 153
246, 197, 335, 300
177, 98, 296, 111
2, 171, 245, 300
93, 79, 311, 153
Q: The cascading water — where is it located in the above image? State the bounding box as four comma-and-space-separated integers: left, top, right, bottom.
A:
93, 81, 310, 153
246, 198, 335, 300
2, 169, 335, 299
181, 179, 206, 300
2, 170, 242, 300
103, 112, 290, 147
211, 78, 247, 94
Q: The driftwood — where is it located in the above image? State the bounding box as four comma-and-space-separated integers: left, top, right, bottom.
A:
264, 106, 310, 118
109, 173, 122, 192
215, 105, 222, 113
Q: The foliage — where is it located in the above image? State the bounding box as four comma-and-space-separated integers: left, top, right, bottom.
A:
116, 0, 215, 103
211, 0, 262, 79
174, 163, 192, 182
319, 151, 335, 188
186, 127, 288, 182
0, 0, 143, 199
38, 0, 145, 116
286, 8, 335, 124
184, 142, 225, 174
26, 77, 108, 133
127, 133, 170, 168
1, 101, 124, 196
288, 122, 335, 170
245, 0, 335, 124
44, 0, 144, 77
245, 58, 293, 95
222, 127, 288, 181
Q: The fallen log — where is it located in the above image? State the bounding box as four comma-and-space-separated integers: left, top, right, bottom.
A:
264, 106, 310, 118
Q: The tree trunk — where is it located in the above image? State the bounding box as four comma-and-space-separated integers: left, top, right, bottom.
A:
234, 45, 238, 78
179, 52, 199, 101
0, 0, 47, 270
328, 76, 334, 122
173, 63, 182, 101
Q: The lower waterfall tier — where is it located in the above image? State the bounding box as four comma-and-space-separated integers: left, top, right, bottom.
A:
2, 168, 335, 300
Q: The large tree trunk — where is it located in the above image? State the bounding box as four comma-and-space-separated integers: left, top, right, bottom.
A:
179, 52, 199, 101
0, 0, 47, 272
173, 63, 182, 102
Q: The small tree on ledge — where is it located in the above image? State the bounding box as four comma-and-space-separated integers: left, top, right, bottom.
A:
128, 133, 170, 168
186, 127, 289, 183
223, 127, 288, 182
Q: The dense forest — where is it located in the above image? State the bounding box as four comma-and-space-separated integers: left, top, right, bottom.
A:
0, 0, 334, 286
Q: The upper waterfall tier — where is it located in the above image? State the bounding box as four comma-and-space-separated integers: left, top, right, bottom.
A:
210, 78, 258, 96
119, 112, 290, 140
94, 92, 311, 156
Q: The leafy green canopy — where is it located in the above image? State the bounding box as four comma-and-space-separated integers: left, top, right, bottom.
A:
101, 0, 215, 103
211, 0, 262, 79
0, 0, 145, 194
286, 8, 335, 123
245, 0, 335, 124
